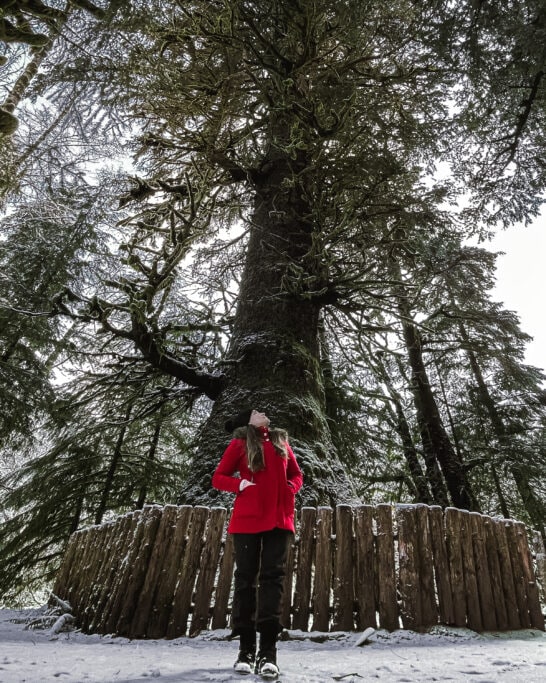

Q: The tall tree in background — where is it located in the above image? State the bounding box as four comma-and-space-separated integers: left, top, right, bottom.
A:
0, 187, 106, 449
384, 229, 546, 526
435, 244, 546, 534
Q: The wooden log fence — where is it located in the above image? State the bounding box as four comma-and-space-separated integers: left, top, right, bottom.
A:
52, 503, 545, 639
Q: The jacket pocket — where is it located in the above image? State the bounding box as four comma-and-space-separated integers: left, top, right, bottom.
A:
234, 484, 262, 517
284, 484, 296, 513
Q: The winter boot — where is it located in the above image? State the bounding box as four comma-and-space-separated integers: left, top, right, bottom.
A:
233, 627, 256, 675
256, 622, 280, 679
255, 649, 278, 679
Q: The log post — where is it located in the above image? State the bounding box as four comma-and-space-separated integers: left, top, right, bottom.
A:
445, 508, 467, 627
190, 507, 228, 635
494, 518, 522, 630
211, 533, 235, 630
311, 506, 332, 632
505, 521, 532, 629
332, 504, 354, 631
281, 534, 296, 629
129, 505, 180, 638
514, 522, 545, 631
167, 506, 209, 638
483, 516, 509, 630
102, 510, 143, 634
397, 505, 421, 629
80, 523, 118, 633
354, 505, 376, 629
429, 506, 454, 625
146, 505, 193, 638
415, 504, 438, 627
459, 509, 482, 631
292, 507, 317, 631
470, 512, 497, 631
375, 504, 398, 630
117, 505, 163, 637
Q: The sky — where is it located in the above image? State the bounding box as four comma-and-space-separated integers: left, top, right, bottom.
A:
488, 208, 546, 374
1, 607, 546, 683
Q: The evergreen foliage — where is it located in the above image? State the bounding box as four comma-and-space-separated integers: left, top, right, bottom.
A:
1, 0, 545, 602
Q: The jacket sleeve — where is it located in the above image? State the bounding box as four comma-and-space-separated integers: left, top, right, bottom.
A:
286, 443, 303, 494
212, 439, 245, 494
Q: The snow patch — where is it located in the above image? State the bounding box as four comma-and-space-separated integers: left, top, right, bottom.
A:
1, 609, 545, 682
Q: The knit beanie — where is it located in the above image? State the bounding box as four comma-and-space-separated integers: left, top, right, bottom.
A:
225, 408, 253, 433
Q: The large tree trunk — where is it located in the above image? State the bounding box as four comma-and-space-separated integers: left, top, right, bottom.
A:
179, 130, 355, 505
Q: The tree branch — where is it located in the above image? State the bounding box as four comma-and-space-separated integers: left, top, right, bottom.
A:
129, 318, 225, 400
495, 69, 545, 166
51, 289, 226, 400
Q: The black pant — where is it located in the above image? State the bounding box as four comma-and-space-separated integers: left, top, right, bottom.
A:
231, 528, 291, 634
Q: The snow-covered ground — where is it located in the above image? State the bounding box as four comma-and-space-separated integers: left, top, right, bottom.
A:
1, 608, 546, 682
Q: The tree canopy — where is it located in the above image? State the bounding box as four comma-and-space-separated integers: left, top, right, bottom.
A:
1, 0, 545, 602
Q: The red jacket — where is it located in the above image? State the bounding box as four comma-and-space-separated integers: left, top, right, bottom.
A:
212, 427, 303, 534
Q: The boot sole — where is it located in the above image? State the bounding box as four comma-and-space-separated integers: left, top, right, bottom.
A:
258, 667, 279, 679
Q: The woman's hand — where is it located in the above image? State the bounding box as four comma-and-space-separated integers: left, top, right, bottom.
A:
239, 479, 256, 492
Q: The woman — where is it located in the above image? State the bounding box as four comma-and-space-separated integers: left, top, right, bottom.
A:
212, 408, 303, 679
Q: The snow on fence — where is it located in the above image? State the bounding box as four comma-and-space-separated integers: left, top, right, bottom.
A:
52, 503, 545, 639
